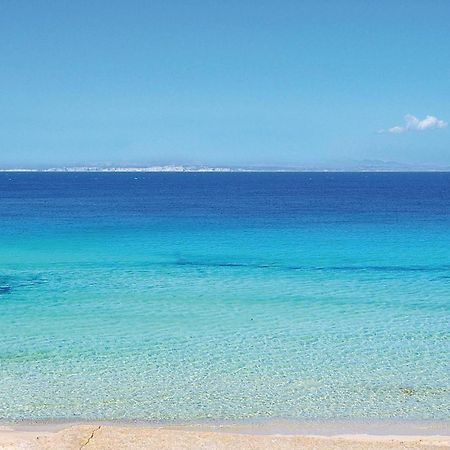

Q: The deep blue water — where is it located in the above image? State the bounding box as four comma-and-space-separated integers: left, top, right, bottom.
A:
0, 172, 449, 421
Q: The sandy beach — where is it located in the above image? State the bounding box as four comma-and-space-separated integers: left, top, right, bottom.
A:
0, 422, 449, 450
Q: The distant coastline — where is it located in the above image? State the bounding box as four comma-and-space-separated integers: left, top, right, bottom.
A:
1, 162, 450, 173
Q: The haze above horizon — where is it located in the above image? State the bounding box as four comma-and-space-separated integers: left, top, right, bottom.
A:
1, 1, 449, 167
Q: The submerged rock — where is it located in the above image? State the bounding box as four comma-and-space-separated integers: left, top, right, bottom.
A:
400, 387, 415, 396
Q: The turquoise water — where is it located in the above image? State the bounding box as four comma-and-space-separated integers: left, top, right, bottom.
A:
0, 173, 449, 421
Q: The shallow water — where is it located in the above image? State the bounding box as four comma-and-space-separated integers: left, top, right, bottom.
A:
0, 172, 449, 421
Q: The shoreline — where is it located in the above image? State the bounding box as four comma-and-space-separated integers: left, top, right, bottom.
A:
1, 420, 449, 449
1, 418, 449, 436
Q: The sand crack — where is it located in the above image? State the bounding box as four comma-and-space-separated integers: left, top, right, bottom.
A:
79, 425, 101, 449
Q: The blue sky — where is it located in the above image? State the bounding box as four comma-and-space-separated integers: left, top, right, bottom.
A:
1, 0, 449, 168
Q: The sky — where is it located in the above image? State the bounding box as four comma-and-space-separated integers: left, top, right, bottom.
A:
1, 0, 449, 168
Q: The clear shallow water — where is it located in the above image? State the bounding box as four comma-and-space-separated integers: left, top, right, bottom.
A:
0, 172, 449, 421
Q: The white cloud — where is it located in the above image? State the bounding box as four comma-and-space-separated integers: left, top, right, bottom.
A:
381, 114, 448, 134
387, 126, 404, 134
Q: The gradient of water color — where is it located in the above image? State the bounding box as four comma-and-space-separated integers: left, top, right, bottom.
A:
0, 172, 449, 421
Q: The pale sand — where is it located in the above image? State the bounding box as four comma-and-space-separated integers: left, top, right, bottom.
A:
0, 423, 449, 450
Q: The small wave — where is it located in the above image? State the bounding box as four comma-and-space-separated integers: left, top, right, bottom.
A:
0, 275, 46, 295
175, 259, 271, 269
174, 259, 449, 273
311, 265, 448, 273
0, 285, 11, 294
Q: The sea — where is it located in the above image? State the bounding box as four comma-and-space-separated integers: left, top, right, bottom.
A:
0, 172, 449, 422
